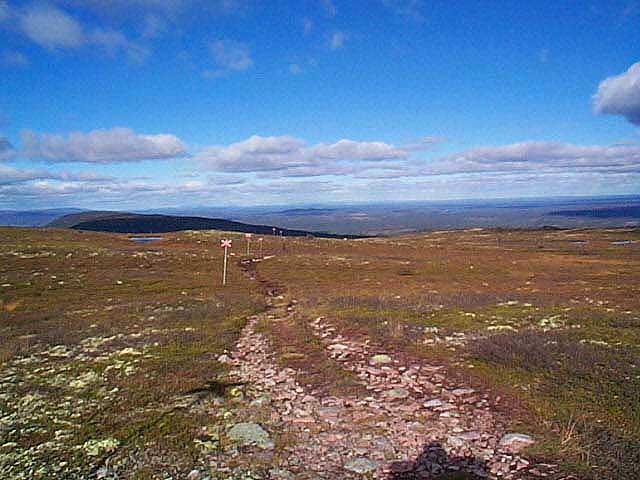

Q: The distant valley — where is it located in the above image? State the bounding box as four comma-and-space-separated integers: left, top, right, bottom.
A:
1, 195, 639, 236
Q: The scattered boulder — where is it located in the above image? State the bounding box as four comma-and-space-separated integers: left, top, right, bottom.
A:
344, 456, 378, 474
385, 387, 410, 400
227, 422, 274, 449
498, 433, 534, 453
446, 435, 467, 448
423, 399, 443, 408
370, 354, 392, 365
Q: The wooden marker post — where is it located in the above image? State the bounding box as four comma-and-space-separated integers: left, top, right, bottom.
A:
245, 233, 252, 255
220, 238, 232, 285
258, 237, 263, 256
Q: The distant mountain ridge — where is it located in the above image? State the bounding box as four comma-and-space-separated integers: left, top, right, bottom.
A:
0, 208, 85, 227
48, 211, 363, 238
548, 206, 640, 219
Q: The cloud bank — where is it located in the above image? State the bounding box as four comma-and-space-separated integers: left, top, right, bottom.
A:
195, 135, 419, 173
21, 127, 187, 163
0, 164, 112, 186
432, 141, 640, 175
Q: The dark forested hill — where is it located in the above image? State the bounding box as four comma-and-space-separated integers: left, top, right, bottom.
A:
49, 211, 363, 238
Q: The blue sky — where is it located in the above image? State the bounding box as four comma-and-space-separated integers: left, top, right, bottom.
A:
0, 0, 639, 209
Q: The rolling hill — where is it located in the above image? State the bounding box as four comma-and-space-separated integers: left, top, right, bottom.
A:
48, 211, 363, 238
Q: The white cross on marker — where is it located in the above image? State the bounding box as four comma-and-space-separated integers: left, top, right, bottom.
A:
220, 239, 232, 285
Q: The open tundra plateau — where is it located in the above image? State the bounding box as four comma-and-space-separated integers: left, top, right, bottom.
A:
0, 227, 639, 480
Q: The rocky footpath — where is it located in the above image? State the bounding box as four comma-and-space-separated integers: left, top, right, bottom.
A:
201, 277, 578, 480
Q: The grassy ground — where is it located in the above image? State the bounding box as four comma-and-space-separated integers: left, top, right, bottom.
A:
0, 228, 265, 478
255, 228, 640, 479
2, 226, 639, 478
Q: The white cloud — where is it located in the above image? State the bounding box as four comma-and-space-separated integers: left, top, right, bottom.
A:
309, 139, 406, 160
0, 174, 242, 208
593, 61, 640, 125
197, 135, 307, 171
0, 164, 113, 185
423, 141, 640, 176
289, 63, 303, 74
330, 31, 345, 50
20, 4, 85, 49
21, 127, 187, 163
3, 139, 639, 207
205, 39, 253, 78
1, 50, 28, 67
0, 165, 44, 185
196, 134, 412, 173
16, 4, 149, 62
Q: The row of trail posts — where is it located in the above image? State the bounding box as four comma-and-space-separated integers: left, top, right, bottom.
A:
219, 234, 266, 286
220, 228, 295, 286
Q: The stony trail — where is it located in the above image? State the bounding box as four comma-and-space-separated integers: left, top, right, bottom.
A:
208, 258, 576, 479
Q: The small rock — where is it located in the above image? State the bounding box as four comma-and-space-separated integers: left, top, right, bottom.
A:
498, 433, 534, 453
187, 469, 201, 480
458, 431, 481, 441
423, 399, 443, 408
370, 354, 392, 365
385, 388, 410, 400
250, 395, 270, 407
447, 434, 471, 448
344, 457, 378, 474
269, 469, 295, 479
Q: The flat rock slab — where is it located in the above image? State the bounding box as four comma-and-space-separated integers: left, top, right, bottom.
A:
227, 422, 274, 449
452, 388, 475, 397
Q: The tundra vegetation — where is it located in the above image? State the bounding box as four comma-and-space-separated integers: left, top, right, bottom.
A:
0, 226, 638, 479
0, 228, 264, 478
256, 228, 640, 478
